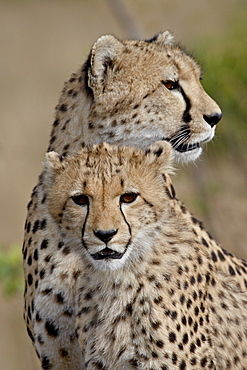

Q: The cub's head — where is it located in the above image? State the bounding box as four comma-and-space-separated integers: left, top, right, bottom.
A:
44, 142, 174, 270
82, 31, 222, 163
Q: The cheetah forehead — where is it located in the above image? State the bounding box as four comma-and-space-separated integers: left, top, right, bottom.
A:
45, 141, 174, 181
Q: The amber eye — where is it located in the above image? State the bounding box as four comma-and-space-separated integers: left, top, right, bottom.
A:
71, 194, 89, 206
161, 80, 179, 90
120, 192, 138, 204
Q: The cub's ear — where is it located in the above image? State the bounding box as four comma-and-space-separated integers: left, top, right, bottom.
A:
88, 35, 124, 90
44, 151, 64, 172
145, 141, 174, 175
147, 31, 175, 46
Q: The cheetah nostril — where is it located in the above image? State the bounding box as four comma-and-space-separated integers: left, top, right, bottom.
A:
203, 112, 222, 127
94, 229, 118, 244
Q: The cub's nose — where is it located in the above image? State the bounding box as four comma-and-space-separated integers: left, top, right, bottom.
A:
94, 229, 118, 243
203, 112, 222, 127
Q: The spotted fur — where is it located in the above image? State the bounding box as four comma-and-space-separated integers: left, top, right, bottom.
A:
23, 32, 222, 369
36, 141, 247, 369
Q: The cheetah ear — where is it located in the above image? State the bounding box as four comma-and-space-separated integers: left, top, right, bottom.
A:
88, 35, 124, 90
151, 31, 175, 46
44, 151, 64, 172
145, 141, 174, 175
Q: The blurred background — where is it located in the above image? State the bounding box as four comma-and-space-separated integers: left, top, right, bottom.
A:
0, 0, 246, 368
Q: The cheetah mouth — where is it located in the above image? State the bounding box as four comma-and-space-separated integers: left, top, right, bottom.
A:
173, 142, 200, 153
91, 248, 125, 260
165, 139, 200, 153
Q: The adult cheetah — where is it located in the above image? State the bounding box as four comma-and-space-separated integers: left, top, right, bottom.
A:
23, 32, 222, 368
41, 141, 247, 369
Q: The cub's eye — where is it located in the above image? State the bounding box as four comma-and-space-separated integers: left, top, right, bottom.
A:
161, 80, 179, 90
71, 194, 89, 206
120, 192, 138, 204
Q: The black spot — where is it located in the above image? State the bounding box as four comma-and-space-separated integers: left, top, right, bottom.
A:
34, 309, 41, 321
218, 250, 225, 261
197, 273, 202, 283
40, 219, 47, 229
229, 265, 236, 276
59, 104, 67, 112
183, 281, 189, 290
27, 255, 32, 266
40, 269, 45, 279
44, 255, 52, 263
56, 293, 64, 304
155, 339, 164, 348
180, 294, 185, 305
171, 311, 178, 320
41, 239, 49, 249
28, 273, 33, 286
42, 288, 53, 295
27, 327, 34, 342
171, 352, 177, 364
179, 360, 186, 370
53, 119, 60, 127
183, 333, 189, 344
62, 246, 71, 255
154, 147, 163, 157
187, 298, 192, 309
190, 343, 196, 353
194, 306, 199, 316
59, 348, 68, 357
151, 320, 161, 330
26, 222, 31, 233
126, 303, 133, 315
63, 308, 73, 317
169, 332, 176, 343
188, 316, 193, 326
33, 249, 39, 261
58, 241, 64, 249
201, 357, 208, 367
201, 238, 209, 248
129, 358, 138, 367
41, 356, 52, 369
190, 276, 195, 285
182, 316, 187, 326
197, 256, 203, 265
196, 338, 201, 346
211, 251, 218, 262
32, 220, 40, 233
206, 272, 211, 283
45, 320, 59, 337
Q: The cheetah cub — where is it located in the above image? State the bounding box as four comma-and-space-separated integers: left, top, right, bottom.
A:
43, 141, 247, 370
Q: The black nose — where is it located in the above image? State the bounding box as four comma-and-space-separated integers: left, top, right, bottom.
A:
94, 229, 118, 243
203, 112, 222, 127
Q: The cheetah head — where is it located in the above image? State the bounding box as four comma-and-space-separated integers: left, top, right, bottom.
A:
81, 31, 222, 163
44, 142, 174, 270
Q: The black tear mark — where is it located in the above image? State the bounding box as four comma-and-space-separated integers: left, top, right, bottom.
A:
179, 86, 192, 123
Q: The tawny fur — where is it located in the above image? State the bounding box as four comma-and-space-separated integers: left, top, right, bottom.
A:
23, 32, 222, 369
37, 141, 247, 369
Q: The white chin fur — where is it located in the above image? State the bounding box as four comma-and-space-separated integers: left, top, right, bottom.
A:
174, 147, 202, 164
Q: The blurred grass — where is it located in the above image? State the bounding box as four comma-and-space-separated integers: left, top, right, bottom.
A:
0, 245, 23, 296
197, 9, 247, 160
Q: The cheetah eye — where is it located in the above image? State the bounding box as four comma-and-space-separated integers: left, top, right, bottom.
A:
161, 80, 179, 90
71, 194, 89, 206
120, 192, 139, 204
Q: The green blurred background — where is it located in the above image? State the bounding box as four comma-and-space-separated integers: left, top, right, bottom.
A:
0, 0, 246, 368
